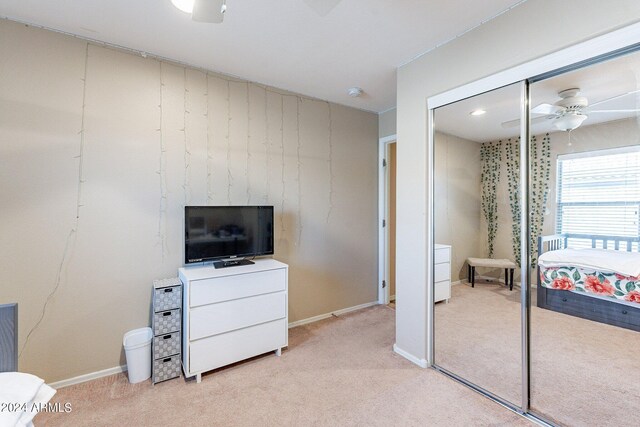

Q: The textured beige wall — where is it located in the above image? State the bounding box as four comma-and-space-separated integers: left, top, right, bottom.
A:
0, 20, 378, 382
379, 108, 397, 138
396, 1, 640, 362
433, 132, 481, 281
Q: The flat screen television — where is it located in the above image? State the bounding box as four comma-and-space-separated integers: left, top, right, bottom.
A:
185, 206, 274, 267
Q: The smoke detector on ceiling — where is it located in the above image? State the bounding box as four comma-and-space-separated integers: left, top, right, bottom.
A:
348, 87, 363, 97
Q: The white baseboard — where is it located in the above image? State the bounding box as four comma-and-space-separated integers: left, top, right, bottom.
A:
48, 365, 127, 389
393, 344, 428, 368
48, 301, 379, 389
288, 301, 379, 329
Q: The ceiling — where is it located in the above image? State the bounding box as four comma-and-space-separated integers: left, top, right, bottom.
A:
0, 0, 525, 113
435, 51, 640, 142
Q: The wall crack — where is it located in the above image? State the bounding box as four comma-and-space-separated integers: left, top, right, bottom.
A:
19, 42, 90, 358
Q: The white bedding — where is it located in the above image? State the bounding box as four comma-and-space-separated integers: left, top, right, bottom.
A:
0, 372, 56, 427
538, 248, 640, 277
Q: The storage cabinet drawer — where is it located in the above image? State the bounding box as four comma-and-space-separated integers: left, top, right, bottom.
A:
189, 318, 287, 374
435, 280, 451, 302
153, 354, 181, 383
435, 247, 450, 264
154, 285, 182, 312
153, 331, 181, 359
190, 292, 286, 340
190, 269, 286, 307
153, 309, 181, 335
434, 262, 451, 282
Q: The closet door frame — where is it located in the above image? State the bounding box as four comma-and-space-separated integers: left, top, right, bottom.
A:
426, 21, 640, 424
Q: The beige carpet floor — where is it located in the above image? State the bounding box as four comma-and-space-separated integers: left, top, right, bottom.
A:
435, 280, 640, 427
37, 305, 529, 427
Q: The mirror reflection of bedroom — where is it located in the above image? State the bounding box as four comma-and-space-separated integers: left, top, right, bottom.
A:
433, 82, 523, 407
529, 51, 640, 426
433, 49, 640, 426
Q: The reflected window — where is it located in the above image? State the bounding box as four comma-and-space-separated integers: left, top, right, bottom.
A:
556, 146, 640, 248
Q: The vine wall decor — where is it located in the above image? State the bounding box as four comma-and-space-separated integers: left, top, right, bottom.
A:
529, 133, 551, 264
503, 134, 552, 264
480, 140, 502, 257
505, 138, 521, 263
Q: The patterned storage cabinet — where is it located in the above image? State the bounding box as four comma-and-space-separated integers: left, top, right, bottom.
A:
152, 278, 182, 384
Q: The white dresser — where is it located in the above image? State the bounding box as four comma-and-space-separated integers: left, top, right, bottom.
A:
179, 258, 288, 383
434, 244, 451, 303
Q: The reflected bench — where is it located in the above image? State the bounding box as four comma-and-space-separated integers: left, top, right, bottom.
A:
466, 258, 516, 291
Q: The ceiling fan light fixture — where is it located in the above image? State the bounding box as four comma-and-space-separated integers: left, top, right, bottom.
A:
172, 0, 226, 22
553, 112, 587, 132
171, 0, 194, 14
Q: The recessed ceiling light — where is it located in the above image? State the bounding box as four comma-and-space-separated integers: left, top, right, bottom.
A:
172, 0, 195, 14
470, 109, 486, 116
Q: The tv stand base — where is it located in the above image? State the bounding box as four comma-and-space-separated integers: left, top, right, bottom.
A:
213, 258, 255, 269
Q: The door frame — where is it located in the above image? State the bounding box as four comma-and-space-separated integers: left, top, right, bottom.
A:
378, 134, 397, 305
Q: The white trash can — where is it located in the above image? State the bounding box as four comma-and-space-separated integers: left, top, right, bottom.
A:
123, 327, 152, 384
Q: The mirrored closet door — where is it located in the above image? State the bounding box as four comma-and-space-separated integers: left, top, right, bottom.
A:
432, 82, 524, 407
431, 44, 640, 426
528, 48, 640, 427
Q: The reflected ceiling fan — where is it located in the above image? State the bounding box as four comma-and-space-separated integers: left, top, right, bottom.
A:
171, 0, 343, 23
501, 88, 640, 131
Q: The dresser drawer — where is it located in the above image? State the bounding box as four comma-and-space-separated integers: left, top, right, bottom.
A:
434, 262, 450, 282
435, 247, 450, 264
154, 285, 182, 312
189, 318, 287, 374
435, 280, 451, 302
190, 292, 286, 340
190, 268, 286, 307
153, 309, 181, 335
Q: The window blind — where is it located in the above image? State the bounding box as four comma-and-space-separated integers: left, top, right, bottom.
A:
556, 146, 640, 249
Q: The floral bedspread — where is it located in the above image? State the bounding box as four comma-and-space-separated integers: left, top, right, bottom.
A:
539, 266, 640, 304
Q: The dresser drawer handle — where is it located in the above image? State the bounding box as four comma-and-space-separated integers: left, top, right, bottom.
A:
562, 297, 567, 302
622, 310, 628, 315
164, 288, 173, 293
163, 334, 171, 340
163, 357, 171, 363
163, 311, 172, 317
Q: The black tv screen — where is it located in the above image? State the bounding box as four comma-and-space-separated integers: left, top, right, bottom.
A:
185, 206, 274, 264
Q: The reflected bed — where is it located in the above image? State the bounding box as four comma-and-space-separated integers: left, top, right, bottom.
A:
537, 234, 640, 332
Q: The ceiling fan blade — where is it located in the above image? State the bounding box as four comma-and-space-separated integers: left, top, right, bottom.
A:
501, 115, 550, 129
193, 0, 225, 23
586, 109, 640, 113
588, 89, 640, 108
501, 118, 521, 128
531, 103, 564, 115
303, 0, 342, 16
